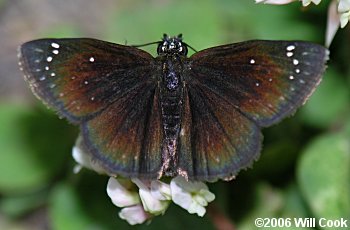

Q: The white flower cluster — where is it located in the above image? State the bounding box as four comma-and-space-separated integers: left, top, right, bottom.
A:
72, 144, 215, 225
255, 0, 350, 27
255, 0, 321, 6
107, 176, 215, 225
338, 0, 350, 28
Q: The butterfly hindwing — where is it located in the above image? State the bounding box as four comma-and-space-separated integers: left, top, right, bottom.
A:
82, 86, 163, 178
178, 86, 262, 181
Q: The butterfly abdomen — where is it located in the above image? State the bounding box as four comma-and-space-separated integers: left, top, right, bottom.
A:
158, 56, 184, 175
161, 95, 181, 137
159, 56, 184, 136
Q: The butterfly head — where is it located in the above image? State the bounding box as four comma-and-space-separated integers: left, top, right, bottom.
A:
157, 34, 188, 56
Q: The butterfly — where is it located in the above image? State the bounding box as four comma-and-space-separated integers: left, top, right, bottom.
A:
18, 34, 328, 181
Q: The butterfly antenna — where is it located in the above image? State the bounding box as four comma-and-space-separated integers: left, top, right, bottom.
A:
183, 42, 198, 53
132, 41, 161, 48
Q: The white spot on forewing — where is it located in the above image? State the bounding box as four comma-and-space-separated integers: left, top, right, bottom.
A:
255, 82, 260, 87
51, 73, 56, 77
51, 43, 60, 49
89, 57, 95, 62
286, 52, 293, 57
90, 97, 95, 101
84, 81, 89, 85
47, 56, 53, 62
268, 78, 273, 82
289, 75, 294, 80
293, 59, 299, 65
286, 45, 295, 51
45, 66, 49, 70
250, 59, 255, 64
52, 50, 59, 55
295, 69, 300, 73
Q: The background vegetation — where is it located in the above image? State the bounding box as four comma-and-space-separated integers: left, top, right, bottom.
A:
0, 0, 349, 229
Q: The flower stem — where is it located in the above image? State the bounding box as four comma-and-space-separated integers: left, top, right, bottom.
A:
207, 203, 236, 230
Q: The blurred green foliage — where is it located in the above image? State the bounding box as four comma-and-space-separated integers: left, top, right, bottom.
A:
0, 0, 349, 229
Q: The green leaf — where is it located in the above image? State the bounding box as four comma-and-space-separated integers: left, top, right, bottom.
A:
279, 184, 312, 230
300, 67, 350, 128
237, 183, 283, 230
297, 133, 350, 227
0, 103, 76, 194
49, 183, 100, 230
250, 139, 299, 179
0, 190, 46, 217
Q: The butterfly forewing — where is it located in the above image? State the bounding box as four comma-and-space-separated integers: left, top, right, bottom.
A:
188, 40, 328, 127
19, 38, 155, 123
19, 38, 164, 178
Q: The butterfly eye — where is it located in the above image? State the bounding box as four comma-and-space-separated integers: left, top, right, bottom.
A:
178, 42, 188, 56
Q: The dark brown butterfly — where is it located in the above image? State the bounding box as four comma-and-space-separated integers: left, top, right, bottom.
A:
18, 34, 328, 181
